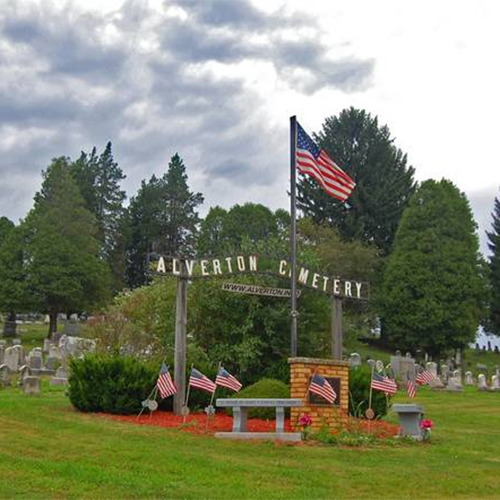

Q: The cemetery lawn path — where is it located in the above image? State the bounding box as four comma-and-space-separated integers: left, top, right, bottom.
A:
0, 384, 499, 499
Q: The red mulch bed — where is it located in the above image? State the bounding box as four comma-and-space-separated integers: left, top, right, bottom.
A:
99, 411, 399, 439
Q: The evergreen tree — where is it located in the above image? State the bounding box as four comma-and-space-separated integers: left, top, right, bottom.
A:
0, 219, 26, 337
70, 142, 127, 291
197, 203, 290, 256
486, 189, 500, 335
125, 154, 203, 287
297, 108, 416, 254
379, 180, 485, 358
26, 157, 110, 336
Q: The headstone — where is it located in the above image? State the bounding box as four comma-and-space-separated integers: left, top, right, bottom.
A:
478, 374, 488, 391
50, 366, 69, 386
29, 348, 44, 368
45, 356, 60, 371
0, 344, 4, 365
58, 335, 96, 358
426, 362, 438, 378
405, 352, 412, 358
375, 360, 385, 373
13, 339, 21, 346
452, 369, 462, 380
3, 319, 17, 337
390, 355, 401, 377
18, 365, 31, 386
3, 346, 19, 372
399, 357, 416, 381
366, 359, 376, 369
0, 364, 11, 387
349, 353, 361, 367
22, 376, 41, 395
440, 364, 449, 384
465, 371, 474, 385
43, 339, 52, 354
62, 322, 82, 337
446, 375, 463, 392
495, 366, 500, 378
490, 375, 500, 392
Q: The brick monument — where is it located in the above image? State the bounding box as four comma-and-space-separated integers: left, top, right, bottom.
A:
289, 357, 349, 432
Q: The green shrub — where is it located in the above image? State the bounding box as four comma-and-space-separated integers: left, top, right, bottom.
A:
348, 365, 390, 418
228, 378, 290, 419
68, 355, 157, 415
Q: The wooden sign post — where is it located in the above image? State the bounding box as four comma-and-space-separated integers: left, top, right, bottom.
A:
331, 296, 343, 360
173, 259, 188, 416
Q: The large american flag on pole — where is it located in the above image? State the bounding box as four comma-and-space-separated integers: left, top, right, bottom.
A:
215, 367, 242, 392
156, 363, 177, 399
189, 368, 216, 393
296, 122, 356, 202
309, 373, 337, 404
371, 372, 398, 396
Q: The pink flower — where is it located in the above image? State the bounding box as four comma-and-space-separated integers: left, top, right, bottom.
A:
299, 414, 312, 428
420, 419, 433, 430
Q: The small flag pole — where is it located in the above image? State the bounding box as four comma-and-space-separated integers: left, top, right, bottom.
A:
368, 362, 375, 413
206, 362, 221, 428
290, 115, 298, 357
183, 363, 194, 424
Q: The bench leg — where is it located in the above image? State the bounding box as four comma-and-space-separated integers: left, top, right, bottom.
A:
276, 407, 285, 433
233, 407, 248, 432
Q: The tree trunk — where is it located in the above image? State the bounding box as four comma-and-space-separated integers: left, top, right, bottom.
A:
48, 311, 58, 339
2, 311, 17, 338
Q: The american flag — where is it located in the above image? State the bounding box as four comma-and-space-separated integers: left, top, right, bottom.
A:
156, 363, 177, 399
406, 373, 416, 398
189, 368, 216, 393
371, 372, 397, 396
215, 367, 242, 392
309, 373, 337, 404
296, 122, 356, 202
416, 370, 435, 385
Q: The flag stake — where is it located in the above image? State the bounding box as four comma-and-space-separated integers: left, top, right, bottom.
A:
206, 362, 221, 429
290, 115, 298, 357
183, 363, 194, 424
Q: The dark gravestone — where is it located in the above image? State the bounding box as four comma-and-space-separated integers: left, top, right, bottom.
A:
3, 320, 17, 338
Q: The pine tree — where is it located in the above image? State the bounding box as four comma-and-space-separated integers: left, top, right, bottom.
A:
0, 219, 26, 337
297, 108, 416, 254
379, 180, 485, 358
125, 154, 203, 287
26, 157, 110, 336
487, 190, 500, 335
70, 142, 126, 291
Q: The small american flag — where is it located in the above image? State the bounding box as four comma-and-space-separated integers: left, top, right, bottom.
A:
156, 363, 177, 399
406, 373, 416, 398
309, 373, 337, 404
371, 372, 397, 396
215, 367, 242, 392
189, 368, 216, 393
296, 122, 356, 202
416, 370, 435, 385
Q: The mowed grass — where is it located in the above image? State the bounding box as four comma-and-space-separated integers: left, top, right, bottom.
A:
1, 384, 499, 499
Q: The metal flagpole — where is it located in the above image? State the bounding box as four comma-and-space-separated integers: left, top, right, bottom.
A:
290, 115, 298, 357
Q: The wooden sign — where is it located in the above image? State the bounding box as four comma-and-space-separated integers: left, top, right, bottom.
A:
221, 282, 301, 298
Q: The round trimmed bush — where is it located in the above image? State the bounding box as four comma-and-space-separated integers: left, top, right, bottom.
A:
348, 365, 390, 418
68, 355, 157, 415
229, 378, 290, 419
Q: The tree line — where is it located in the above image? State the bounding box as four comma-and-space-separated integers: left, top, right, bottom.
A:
0, 107, 498, 359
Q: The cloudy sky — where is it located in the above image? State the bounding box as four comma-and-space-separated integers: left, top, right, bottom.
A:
1, 0, 499, 254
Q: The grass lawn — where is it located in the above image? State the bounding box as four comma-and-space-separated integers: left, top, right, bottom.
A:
1, 383, 499, 499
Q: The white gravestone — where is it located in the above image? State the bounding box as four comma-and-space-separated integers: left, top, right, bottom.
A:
0, 364, 11, 387
478, 374, 488, 391
23, 376, 41, 395
349, 353, 361, 367
465, 371, 474, 385
3, 347, 19, 372
426, 362, 438, 377
490, 375, 500, 391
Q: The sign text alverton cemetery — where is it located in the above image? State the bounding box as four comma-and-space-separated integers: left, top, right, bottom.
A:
155, 255, 368, 300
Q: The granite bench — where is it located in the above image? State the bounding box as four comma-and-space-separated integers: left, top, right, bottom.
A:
215, 398, 303, 441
